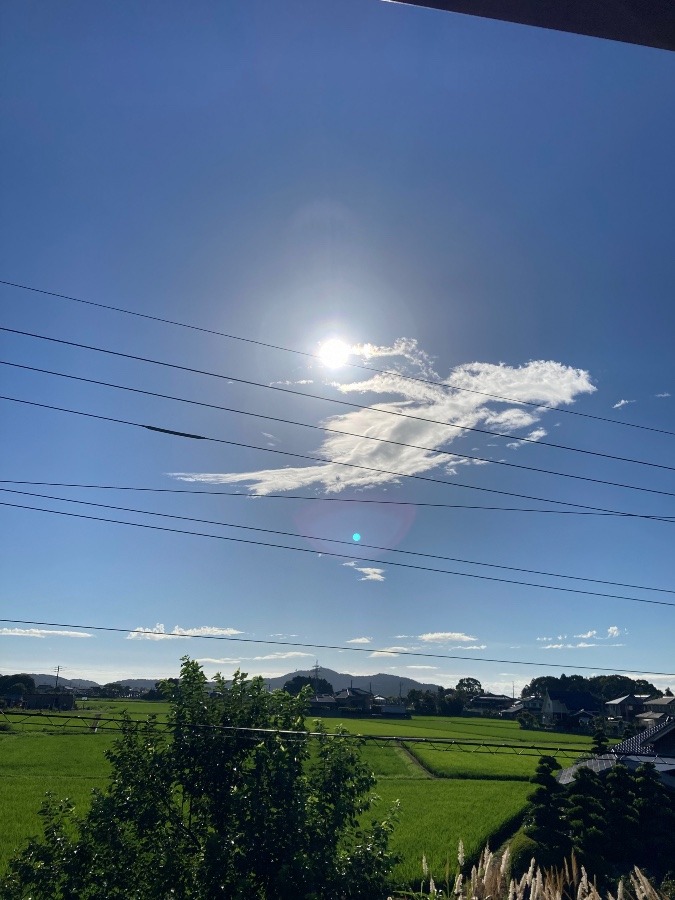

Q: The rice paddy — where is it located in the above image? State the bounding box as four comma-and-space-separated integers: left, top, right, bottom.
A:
0, 706, 593, 885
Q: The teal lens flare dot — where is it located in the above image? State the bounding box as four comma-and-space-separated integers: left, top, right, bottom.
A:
352, 533, 361, 542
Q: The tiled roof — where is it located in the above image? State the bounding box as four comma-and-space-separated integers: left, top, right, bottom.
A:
612, 717, 675, 756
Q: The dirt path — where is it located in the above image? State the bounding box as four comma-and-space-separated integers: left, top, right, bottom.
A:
397, 742, 436, 778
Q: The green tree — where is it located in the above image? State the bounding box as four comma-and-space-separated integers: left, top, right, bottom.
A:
604, 763, 638, 871
632, 762, 675, 877
1, 658, 396, 899
523, 755, 569, 866
455, 677, 482, 698
565, 767, 608, 872
591, 725, 609, 756
284, 674, 333, 696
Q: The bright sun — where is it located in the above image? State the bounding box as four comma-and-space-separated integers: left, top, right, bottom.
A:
317, 338, 351, 369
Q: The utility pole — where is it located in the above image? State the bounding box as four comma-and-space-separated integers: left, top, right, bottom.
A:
312, 660, 320, 695
54, 665, 61, 691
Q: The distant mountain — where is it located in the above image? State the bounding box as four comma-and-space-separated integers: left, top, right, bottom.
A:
262, 667, 441, 697
31, 674, 99, 689
29, 669, 440, 696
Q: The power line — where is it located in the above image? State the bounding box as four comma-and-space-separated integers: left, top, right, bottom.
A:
4, 359, 675, 499
0, 710, 594, 755
3, 498, 675, 607
1, 617, 673, 675
4, 486, 674, 597
5, 395, 675, 519
1, 479, 673, 521
2, 277, 673, 439
3, 325, 673, 473
0, 481, 629, 517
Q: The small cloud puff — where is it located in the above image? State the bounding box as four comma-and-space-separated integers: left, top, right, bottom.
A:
346, 637, 372, 644
655, 392, 670, 398
343, 562, 385, 581
612, 399, 635, 409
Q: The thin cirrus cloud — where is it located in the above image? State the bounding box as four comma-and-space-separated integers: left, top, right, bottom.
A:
655, 392, 671, 398
418, 632, 477, 643
127, 624, 243, 641
251, 651, 314, 660
170, 341, 595, 495
0, 628, 92, 639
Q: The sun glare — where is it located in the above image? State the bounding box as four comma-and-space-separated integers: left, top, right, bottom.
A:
317, 338, 351, 369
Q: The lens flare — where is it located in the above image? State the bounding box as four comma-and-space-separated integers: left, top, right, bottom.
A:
352, 532, 361, 542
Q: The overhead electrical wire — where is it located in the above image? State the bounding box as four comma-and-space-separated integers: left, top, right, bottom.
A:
1, 616, 673, 676
1, 479, 674, 521
2, 325, 674, 473
2, 277, 674, 439
3, 498, 675, 608
3, 359, 674, 500
3, 486, 674, 596
5, 395, 675, 520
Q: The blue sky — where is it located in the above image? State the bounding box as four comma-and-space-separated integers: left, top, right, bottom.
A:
1, 0, 674, 693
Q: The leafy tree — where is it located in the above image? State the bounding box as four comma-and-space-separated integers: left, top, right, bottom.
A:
523, 755, 569, 866
604, 763, 638, 871
591, 725, 609, 756
1, 658, 395, 900
516, 711, 536, 730
455, 677, 482, 698
631, 762, 675, 877
565, 767, 608, 871
284, 674, 333, 696
0, 674, 35, 695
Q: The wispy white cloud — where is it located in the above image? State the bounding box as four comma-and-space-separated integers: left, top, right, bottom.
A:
0, 628, 92, 639
543, 641, 624, 650
171, 346, 594, 495
606, 625, 621, 639
127, 624, 243, 641
252, 651, 313, 660
613, 399, 635, 409
575, 630, 597, 639
369, 646, 409, 657
346, 637, 372, 644
195, 657, 241, 665
406, 665, 438, 670
655, 392, 671, 398
342, 562, 386, 581
418, 632, 477, 643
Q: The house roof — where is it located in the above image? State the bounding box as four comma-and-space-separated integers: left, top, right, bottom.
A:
612, 717, 675, 756
646, 696, 675, 707
557, 754, 675, 790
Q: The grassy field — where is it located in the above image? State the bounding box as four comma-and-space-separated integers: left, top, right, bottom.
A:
0, 710, 593, 886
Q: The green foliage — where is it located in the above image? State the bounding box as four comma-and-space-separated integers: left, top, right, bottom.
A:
455, 678, 482, 698
1, 658, 396, 900
524, 756, 568, 860
283, 674, 333, 696
590, 725, 609, 756
0, 674, 36, 695
506, 830, 540, 876
521, 673, 658, 701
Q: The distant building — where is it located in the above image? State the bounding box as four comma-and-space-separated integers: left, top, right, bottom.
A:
333, 687, 373, 712
604, 693, 651, 720
468, 693, 513, 715
541, 690, 601, 725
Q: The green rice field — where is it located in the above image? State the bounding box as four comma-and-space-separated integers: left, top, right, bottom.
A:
0, 707, 593, 885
